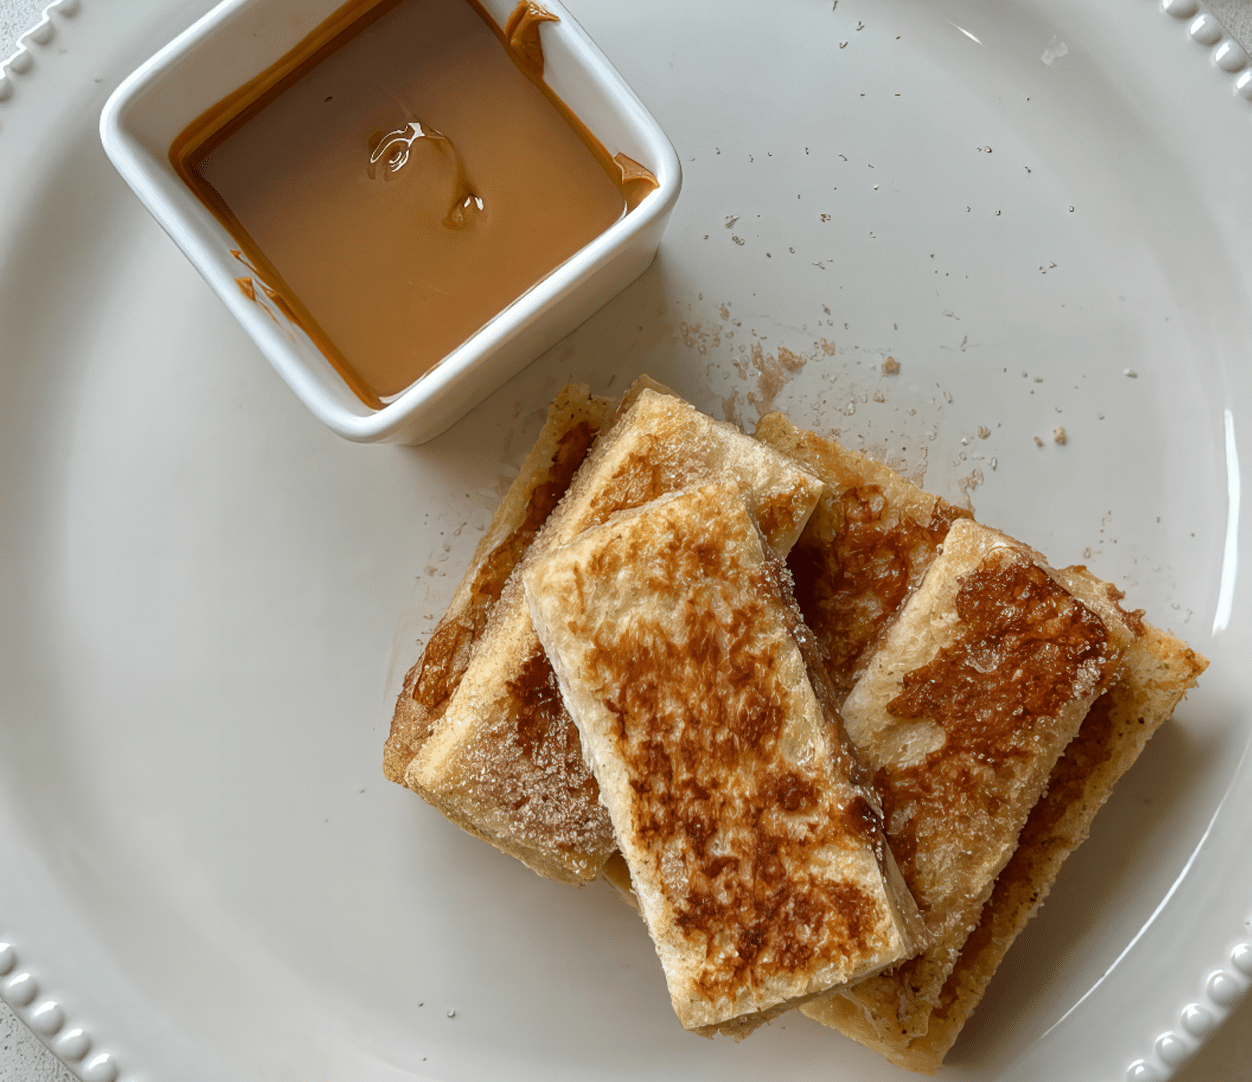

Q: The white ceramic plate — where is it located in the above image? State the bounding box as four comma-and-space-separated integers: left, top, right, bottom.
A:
1, 2, 1250, 1081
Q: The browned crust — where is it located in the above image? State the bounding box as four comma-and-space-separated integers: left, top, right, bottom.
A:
383, 384, 613, 785
807, 622, 1206, 1072
524, 484, 924, 1032
755, 417, 1207, 1068
753, 412, 971, 702
404, 384, 825, 884
899, 621, 1208, 1071
816, 522, 1134, 1045
390, 396, 1207, 1062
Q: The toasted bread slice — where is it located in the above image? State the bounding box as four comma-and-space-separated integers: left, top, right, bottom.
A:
524, 484, 927, 1034
406, 387, 826, 883
753, 421, 1207, 1068
384, 384, 615, 789
752, 412, 972, 703
804, 519, 1134, 1041
878, 618, 1207, 1072
804, 617, 1207, 1071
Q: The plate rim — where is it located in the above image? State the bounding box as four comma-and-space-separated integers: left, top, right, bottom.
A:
1, 1, 1251, 1081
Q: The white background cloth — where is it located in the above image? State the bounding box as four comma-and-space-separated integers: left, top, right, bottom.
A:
1, 0, 1251, 1079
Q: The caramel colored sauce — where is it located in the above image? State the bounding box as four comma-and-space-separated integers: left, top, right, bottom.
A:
504, 1, 559, 77
172, 0, 627, 406
613, 152, 659, 211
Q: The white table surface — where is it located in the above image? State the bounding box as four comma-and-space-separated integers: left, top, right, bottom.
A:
2, 1, 1252, 1080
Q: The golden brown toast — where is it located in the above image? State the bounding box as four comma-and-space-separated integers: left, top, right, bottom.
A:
752, 412, 971, 702
389, 393, 1205, 1062
524, 484, 927, 1034
840, 618, 1207, 1072
404, 386, 826, 882
384, 384, 614, 789
807, 519, 1135, 1042
753, 416, 1206, 1068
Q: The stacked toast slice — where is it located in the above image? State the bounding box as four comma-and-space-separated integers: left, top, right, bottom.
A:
383, 384, 619, 879
525, 483, 927, 1033
754, 411, 1207, 1070
386, 383, 1206, 1065
804, 518, 1134, 1049
388, 381, 824, 883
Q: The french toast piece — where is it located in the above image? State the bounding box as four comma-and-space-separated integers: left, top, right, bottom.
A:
803, 519, 1134, 1043
523, 484, 927, 1034
753, 420, 1207, 1068
753, 412, 972, 704
405, 387, 826, 883
384, 384, 614, 788
877, 619, 1207, 1072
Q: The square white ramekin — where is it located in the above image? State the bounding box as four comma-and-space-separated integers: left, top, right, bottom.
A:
100, 0, 681, 444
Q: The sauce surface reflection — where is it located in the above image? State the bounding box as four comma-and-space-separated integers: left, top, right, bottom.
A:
173, 0, 630, 406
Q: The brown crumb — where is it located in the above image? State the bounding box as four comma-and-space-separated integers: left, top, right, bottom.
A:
977, 426, 990, 439
1053, 427, 1067, 445
1034, 436, 1044, 448
882, 356, 900, 375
